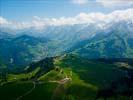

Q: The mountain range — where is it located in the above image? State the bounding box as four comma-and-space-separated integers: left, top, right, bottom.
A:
0, 18, 133, 70
0, 16, 133, 100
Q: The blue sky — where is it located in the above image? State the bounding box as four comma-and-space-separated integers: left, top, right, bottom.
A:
0, 0, 133, 21
0, 0, 132, 30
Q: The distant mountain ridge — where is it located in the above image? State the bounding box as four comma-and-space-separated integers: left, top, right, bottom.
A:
0, 18, 133, 69
69, 27, 133, 58
0, 33, 52, 68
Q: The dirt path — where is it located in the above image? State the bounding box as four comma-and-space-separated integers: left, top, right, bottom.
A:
16, 81, 36, 100
51, 77, 71, 100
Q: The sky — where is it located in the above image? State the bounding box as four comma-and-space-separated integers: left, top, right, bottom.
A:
0, 0, 133, 30
0, 0, 133, 21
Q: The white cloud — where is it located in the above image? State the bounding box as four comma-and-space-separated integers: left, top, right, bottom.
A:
71, 0, 133, 8
0, 9, 133, 30
0, 17, 10, 25
71, 0, 88, 5
96, 0, 133, 8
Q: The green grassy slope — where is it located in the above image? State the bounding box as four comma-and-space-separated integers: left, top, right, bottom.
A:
0, 54, 132, 100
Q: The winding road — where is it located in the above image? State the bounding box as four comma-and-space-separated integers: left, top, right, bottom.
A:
16, 72, 71, 100
16, 81, 36, 100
